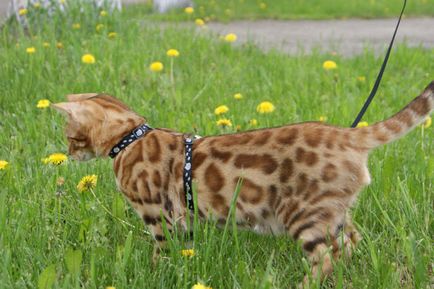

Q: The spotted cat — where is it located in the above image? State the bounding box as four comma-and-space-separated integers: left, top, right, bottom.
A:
52, 81, 433, 284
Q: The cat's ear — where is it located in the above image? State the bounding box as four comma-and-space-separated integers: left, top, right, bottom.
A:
66, 93, 98, 102
52, 102, 83, 118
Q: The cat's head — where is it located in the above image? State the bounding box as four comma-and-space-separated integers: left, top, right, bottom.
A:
52, 93, 145, 161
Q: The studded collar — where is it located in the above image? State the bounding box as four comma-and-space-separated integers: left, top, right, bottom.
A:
108, 124, 153, 158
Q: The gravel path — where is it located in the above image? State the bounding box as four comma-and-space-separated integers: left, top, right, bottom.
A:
1, 1, 433, 56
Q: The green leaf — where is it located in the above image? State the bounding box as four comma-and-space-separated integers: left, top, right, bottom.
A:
38, 264, 56, 289
65, 248, 83, 276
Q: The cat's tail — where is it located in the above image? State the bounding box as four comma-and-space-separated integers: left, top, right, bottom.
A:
352, 80, 434, 149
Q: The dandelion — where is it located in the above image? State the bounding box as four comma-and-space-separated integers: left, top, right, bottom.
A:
56, 42, 64, 49
42, 153, 68, 165
319, 116, 327, 122
195, 18, 205, 26
149, 61, 164, 72
77, 174, 98, 192
37, 99, 50, 108
233, 93, 243, 100
100, 10, 108, 17
192, 283, 212, 289
96, 24, 104, 32
422, 116, 431, 128
26, 47, 36, 54
82, 53, 96, 64
224, 33, 237, 43
0, 160, 9, 170
216, 118, 232, 127
356, 121, 369, 128
181, 249, 195, 257
259, 2, 267, 9
185, 7, 194, 14
256, 101, 275, 114
33, 2, 41, 8
323, 60, 337, 70
214, 105, 229, 115
106, 287, 115, 289
108, 32, 117, 39
249, 119, 258, 126
72, 23, 81, 30
18, 8, 28, 16
356, 76, 366, 82
43, 42, 50, 48
166, 49, 180, 57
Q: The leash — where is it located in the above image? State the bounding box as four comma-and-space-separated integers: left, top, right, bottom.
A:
351, 0, 407, 128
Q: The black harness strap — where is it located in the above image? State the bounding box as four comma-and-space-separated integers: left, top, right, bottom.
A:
183, 136, 194, 211
351, 0, 407, 128
109, 124, 153, 158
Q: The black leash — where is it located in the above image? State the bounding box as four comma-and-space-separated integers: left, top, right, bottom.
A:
351, 0, 407, 128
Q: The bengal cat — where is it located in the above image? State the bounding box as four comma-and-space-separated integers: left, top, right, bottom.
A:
52, 81, 433, 285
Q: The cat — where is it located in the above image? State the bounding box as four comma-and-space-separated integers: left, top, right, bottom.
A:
52, 81, 433, 284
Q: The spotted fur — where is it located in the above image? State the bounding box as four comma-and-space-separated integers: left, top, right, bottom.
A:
52, 81, 434, 284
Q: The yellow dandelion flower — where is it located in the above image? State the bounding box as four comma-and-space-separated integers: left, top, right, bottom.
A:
249, 119, 258, 126
0, 160, 9, 170
166, 49, 180, 57
214, 105, 229, 115
37, 99, 50, 108
18, 8, 28, 16
60, 0, 65, 4
192, 283, 212, 289
100, 10, 108, 17
356, 76, 366, 82
82, 53, 96, 64
323, 60, 337, 70
33, 2, 41, 8
108, 32, 117, 39
224, 33, 237, 43
256, 101, 275, 114
319, 116, 327, 122
149, 61, 164, 72
42, 153, 68, 165
43, 42, 50, 48
259, 2, 267, 9
106, 287, 115, 289
185, 7, 194, 14
72, 23, 81, 30
56, 42, 64, 49
233, 93, 243, 100
195, 18, 205, 26
422, 116, 431, 128
181, 249, 195, 257
356, 121, 369, 128
96, 24, 104, 32
26, 47, 36, 54
216, 118, 232, 127
77, 174, 98, 192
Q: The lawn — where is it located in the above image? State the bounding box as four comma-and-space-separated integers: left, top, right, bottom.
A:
0, 3, 433, 289
128, 0, 434, 21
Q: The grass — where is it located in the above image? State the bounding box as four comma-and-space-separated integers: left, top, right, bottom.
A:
0, 3, 433, 289
128, 0, 434, 21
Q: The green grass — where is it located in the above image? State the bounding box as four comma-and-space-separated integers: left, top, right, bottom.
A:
0, 4, 433, 289
128, 0, 434, 21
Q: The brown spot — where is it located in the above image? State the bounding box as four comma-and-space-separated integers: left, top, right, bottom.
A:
276, 127, 298, 145
236, 202, 245, 212
261, 209, 270, 219
210, 147, 232, 163
147, 134, 161, 163
279, 158, 293, 182
211, 194, 228, 215
383, 120, 402, 133
245, 212, 257, 224
237, 178, 263, 204
323, 152, 333, 158
192, 152, 207, 169
303, 237, 326, 252
310, 190, 344, 205
152, 171, 162, 187
396, 110, 413, 127
253, 131, 272, 145
268, 186, 278, 209
375, 131, 389, 142
205, 163, 225, 193
409, 96, 430, 116
168, 137, 178, 151
282, 186, 293, 198
234, 154, 278, 174
304, 128, 323, 147
143, 215, 157, 225
321, 163, 338, 183
296, 173, 308, 193
304, 179, 319, 200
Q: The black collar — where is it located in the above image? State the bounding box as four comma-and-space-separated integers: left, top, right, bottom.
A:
108, 124, 153, 158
